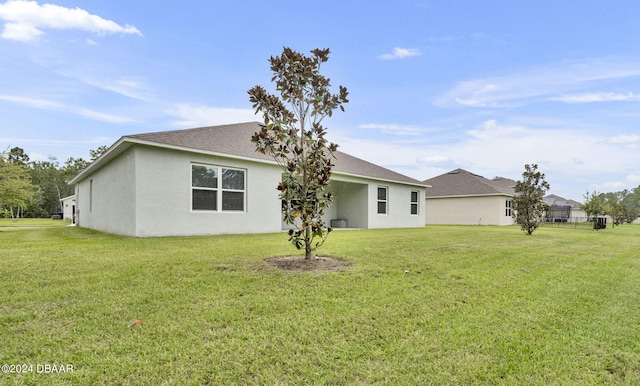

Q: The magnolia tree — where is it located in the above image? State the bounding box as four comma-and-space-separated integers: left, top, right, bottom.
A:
248, 47, 349, 259
512, 164, 550, 235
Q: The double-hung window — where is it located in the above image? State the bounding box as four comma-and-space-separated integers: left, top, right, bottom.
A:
191, 164, 245, 211
410, 190, 419, 215
505, 199, 512, 217
377, 186, 388, 215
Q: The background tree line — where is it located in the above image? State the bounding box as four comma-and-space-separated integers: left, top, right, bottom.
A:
0, 145, 107, 219
2, 142, 640, 224
582, 188, 640, 227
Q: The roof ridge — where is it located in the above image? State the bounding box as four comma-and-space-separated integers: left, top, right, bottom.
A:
91, 122, 425, 187
333, 150, 425, 185
424, 168, 515, 197
128, 121, 262, 138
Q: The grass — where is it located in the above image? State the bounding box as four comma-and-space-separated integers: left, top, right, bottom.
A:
0, 218, 71, 227
1, 223, 640, 384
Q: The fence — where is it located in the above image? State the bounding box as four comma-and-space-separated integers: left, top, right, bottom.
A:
541, 217, 606, 230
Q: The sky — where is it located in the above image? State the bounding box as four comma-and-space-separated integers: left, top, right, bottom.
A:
1, 0, 639, 201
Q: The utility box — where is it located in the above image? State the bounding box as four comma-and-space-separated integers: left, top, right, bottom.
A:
330, 219, 348, 228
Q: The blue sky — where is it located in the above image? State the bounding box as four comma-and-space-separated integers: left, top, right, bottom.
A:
1, 0, 639, 201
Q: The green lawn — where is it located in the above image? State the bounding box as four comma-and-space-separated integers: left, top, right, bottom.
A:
1, 224, 640, 385
0, 218, 71, 227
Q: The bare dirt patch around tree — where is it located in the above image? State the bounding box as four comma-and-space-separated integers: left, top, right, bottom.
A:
265, 256, 352, 273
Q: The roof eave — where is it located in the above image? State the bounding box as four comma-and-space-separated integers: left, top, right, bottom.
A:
68, 136, 428, 187
426, 192, 514, 199
68, 136, 132, 185
332, 172, 430, 187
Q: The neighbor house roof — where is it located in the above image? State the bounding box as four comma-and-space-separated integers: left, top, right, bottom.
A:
70, 122, 426, 187
423, 168, 516, 197
544, 194, 582, 208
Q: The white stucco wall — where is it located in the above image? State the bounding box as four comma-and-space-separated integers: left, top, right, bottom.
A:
366, 180, 425, 229
132, 146, 283, 237
75, 144, 426, 236
280, 175, 424, 230
76, 148, 137, 235
425, 195, 514, 226
330, 179, 369, 228
60, 195, 75, 222
570, 208, 587, 220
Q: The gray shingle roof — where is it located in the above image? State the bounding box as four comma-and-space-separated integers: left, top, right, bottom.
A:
423, 168, 516, 197
544, 194, 582, 207
127, 122, 425, 186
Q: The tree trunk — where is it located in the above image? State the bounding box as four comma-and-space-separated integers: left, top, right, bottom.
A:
304, 224, 313, 260
300, 124, 313, 260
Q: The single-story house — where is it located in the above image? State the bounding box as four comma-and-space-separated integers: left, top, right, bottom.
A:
543, 194, 586, 221
423, 168, 516, 226
60, 195, 76, 224
69, 122, 428, 237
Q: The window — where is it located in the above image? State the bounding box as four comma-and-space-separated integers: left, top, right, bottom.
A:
410, 190, 419, 215
89, 179, 93, 213
505, 199, 512, 216
377, 186, 388, 214
191, 164, 245, 211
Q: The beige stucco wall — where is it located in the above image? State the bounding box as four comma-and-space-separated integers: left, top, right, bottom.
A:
425, 195, 514, 226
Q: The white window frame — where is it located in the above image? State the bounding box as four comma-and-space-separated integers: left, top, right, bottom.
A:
410, 190, 419, 215
505, 199, 512, 217
191, 163, 246, 212
377, 186, 388, 215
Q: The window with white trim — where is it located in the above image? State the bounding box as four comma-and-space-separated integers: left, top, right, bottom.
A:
191, 164, 245, 211
505, 199, 512, 216
410, 190, 419, 215
377, 186, 388, 214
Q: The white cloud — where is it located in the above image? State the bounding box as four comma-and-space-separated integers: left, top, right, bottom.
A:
77, 76, 152, 101
552, 92, 640, 103
0, 0, 142, 42
592, 174, 640, 193
434, 59, 640, 108
417, 155, 451, 165
0, 94, 135, 123
467, 119, 529, 139
0, 136, 111, 146
359, 123, 434, 136
2, 19, 41, 40
606, 134, 640, 148
335, 118, 639, 200
379, 47, 421, 60
572, 158, 585, 165
169, 104, 259, 128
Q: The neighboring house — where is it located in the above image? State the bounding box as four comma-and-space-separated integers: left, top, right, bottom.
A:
423, 168, 516, 226
60, 195, 76, 224
69, 122, 427, 237
543, 194, 587, 221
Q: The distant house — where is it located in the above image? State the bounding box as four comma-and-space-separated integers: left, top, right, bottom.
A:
543, 194, 586, 221
423, 168, 516, 226
60, 195, 76, 224
69, 122, 427, 237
